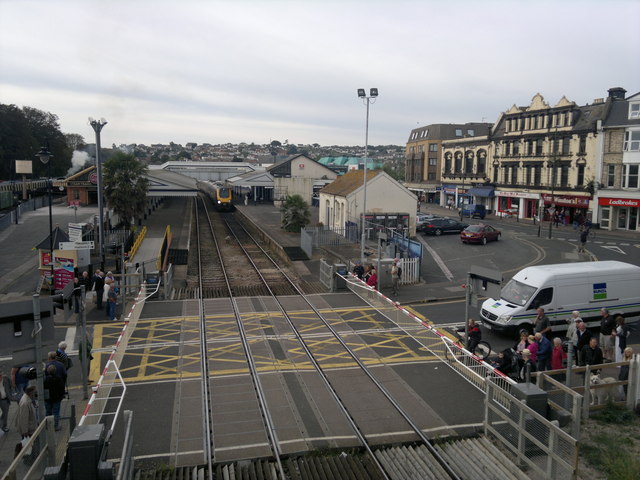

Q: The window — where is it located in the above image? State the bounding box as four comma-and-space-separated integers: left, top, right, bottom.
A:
607, 165, 615, 187
465, 152, 474, 173
455, 128, 463, 137
445, 155, 452, 174
579, 134, 587, 154
630, 103, 640, 119
477, 150, 486, 173
623, 164, 639, 189
623, 130, 640, 151
536, 139, 544, 155
526, 139, 534, 155
455, 153, 462, 173
503, 166, 510, 184
513, 141, 520, 155
528, 287, 553, 310
467, 129, 475, 136
562, 137, 570, 155
560, 165, 569, 187
577, 165, 585, 187
534, 166, 542, 186
429, 144, 438, 152
429, 157, 437, 166
428, 172, 436, 180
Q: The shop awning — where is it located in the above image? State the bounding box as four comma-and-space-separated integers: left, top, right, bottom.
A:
468, 186, 495, 197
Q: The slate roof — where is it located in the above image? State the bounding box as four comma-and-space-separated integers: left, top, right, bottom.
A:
407, 123, 492, 143
319, 169, 381, 196
36, 226, 70, 250
603, 93, 640, 127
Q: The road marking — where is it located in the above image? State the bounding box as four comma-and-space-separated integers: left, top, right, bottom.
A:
65, 327, 76, 350
601, 245, 626, 255
421, 239, 454, 281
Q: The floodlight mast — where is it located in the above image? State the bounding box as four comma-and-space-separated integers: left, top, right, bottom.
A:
358, 88, 378, 265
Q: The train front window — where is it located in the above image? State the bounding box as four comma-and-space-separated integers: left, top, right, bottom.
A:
219, 188, 229, 196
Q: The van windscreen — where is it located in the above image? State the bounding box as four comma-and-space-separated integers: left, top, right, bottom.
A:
501, 279, 537, 306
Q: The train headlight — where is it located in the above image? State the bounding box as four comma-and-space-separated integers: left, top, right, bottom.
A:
217, 200, 221, 204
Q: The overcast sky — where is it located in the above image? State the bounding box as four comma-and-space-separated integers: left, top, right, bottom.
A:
1, 0, 639, 148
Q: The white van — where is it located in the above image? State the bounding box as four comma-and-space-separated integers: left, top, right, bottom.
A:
480, 261, 640, 335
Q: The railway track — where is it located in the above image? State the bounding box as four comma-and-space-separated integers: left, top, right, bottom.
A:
189, 195, 460, 479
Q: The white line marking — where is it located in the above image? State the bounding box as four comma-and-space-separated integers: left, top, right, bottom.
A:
421, 239, 454, 281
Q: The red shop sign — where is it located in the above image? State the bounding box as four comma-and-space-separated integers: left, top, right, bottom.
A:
598, 197, 640, 208
542, 194, 590, 207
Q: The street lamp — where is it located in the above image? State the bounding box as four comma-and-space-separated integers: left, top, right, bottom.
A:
547, 128, 559, 239
89, 117, 108, 270
35, 145, 54, 294
357, 88, 378, 264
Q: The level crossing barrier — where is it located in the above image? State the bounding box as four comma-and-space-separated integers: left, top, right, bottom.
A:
344, 274, 515, 394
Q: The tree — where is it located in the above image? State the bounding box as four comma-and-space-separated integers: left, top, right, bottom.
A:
64, 133, 86, 151
22, 106, 71, 177
383, 162, 404, 181
280, 194, 310, 232
286, 144, 298, 155
102, 152, 149, 228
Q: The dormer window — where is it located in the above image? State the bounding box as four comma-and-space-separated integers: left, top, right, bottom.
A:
467, 129, 475, 136
455, 128, 463, 137
630, 103, 640, 119
624, 130, 640, 151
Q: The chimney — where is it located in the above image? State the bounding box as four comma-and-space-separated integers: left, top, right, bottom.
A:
607, 87, 626, 100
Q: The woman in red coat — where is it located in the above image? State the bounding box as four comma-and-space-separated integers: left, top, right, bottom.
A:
366, 267, 378, 290
551, 337, 567, 370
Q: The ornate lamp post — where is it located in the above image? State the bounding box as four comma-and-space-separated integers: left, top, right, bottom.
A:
35, 146, 55, 294
357, 88, 378, 264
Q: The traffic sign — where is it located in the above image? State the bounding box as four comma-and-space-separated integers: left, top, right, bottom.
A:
59, 241, 95, 250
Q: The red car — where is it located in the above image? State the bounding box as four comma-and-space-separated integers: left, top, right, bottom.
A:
460, 224, 501, 244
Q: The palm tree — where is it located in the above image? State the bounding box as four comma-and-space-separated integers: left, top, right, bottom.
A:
280, 194, 310, 232
102, 152, 149, 228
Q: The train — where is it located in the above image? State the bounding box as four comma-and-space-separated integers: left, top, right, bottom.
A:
198, 180, 234, 211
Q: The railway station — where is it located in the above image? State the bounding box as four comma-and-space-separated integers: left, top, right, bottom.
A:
3, 177, 633, 479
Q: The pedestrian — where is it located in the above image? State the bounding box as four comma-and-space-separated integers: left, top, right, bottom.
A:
527, 335, 538, 363
45, 351, 67, 384
580, 337, 603, 368
551, 337, 567, 370
17, 385, 38, 461
55, 342, 72, 370
103, 278, 112, 317
578, 227, 588, 253
366, 266, 378, 289
535, 332, 552, 371
72, 277, 83, 314
613, 315, 630, 363
107, 282, 118, 321
391, 258, 401, 296
0, 369, 12, 433
513, 331, 530, 358
519, 349, 537, 382
10, 364, 31, 399
353, 261, 365, 280
566, 312, 582, 361
619, 347, 633, 397
533, 307, 552, 338
43, 365, 64, 431
244, 193, 249, 206
575, 320, 592, 366
93, 270, 105, 310
599, 308, 616, 362
465, 318, 482, 355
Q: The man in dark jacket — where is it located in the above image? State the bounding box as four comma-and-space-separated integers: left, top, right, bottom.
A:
93, 270, 104, 310
599, 308, 616, 362
44, 365, 65, 430
575, 321, 592, 365
580, 338, 604, 367
535, 332, 552, 371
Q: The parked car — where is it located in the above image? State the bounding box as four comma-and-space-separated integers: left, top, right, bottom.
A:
460, 204, 487, 219
416, 213, 442, 230
460, 224, 501, 244
422, 218, 469, 236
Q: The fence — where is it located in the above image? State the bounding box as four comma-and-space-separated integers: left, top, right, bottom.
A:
0, 196, 50, 232
484, 378, 578, 479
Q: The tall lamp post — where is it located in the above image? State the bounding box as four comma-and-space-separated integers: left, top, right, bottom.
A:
357, 88, 378, 264
89, 117, 108, 270
35, 146, 55, 294
547, 128, 559, 239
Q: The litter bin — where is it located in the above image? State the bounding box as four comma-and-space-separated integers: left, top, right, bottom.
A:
334, 263, 347, 291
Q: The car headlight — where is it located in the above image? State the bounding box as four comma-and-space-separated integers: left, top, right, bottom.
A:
498, 314, 512, 323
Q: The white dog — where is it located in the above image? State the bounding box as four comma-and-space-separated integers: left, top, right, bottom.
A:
590, 373, 617, 405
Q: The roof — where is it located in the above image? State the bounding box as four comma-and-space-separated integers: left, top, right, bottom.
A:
319, 169, 382, 196
36, 226, 70, 250
407, 123, 492, 143
267, 154, 336, 178
514, 261, 640, 284
603, 94, 640, 127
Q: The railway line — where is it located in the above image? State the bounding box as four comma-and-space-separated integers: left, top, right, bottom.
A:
189, 194, 460, 479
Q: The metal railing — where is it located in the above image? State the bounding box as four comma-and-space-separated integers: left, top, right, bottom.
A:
484, 378, 578, 479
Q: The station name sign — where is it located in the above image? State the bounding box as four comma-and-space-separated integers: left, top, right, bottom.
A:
59, 241, 95, 250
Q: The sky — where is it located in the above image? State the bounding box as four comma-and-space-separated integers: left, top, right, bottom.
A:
1, 0, 639, 148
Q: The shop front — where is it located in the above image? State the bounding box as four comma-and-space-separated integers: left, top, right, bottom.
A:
441, 184, 469, 209
495, 191, 540, 219
597, 197, 640, 231
541, 194, 590, 225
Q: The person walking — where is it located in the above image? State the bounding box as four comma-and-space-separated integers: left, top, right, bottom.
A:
578, 227, 588, 253
353, 261, 365, 281
107, 282, 118, 321
613, 315, 630, 363
103, 278, 113, 318
0, 369, 12, 433
93, 270, 105, 310
17, 385, 38, 461
465, 318, 482, 355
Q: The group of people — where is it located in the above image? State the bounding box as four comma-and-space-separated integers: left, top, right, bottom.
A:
490, 306, 634, 385
352, 258, 402, 294
92, 269, 119, 321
